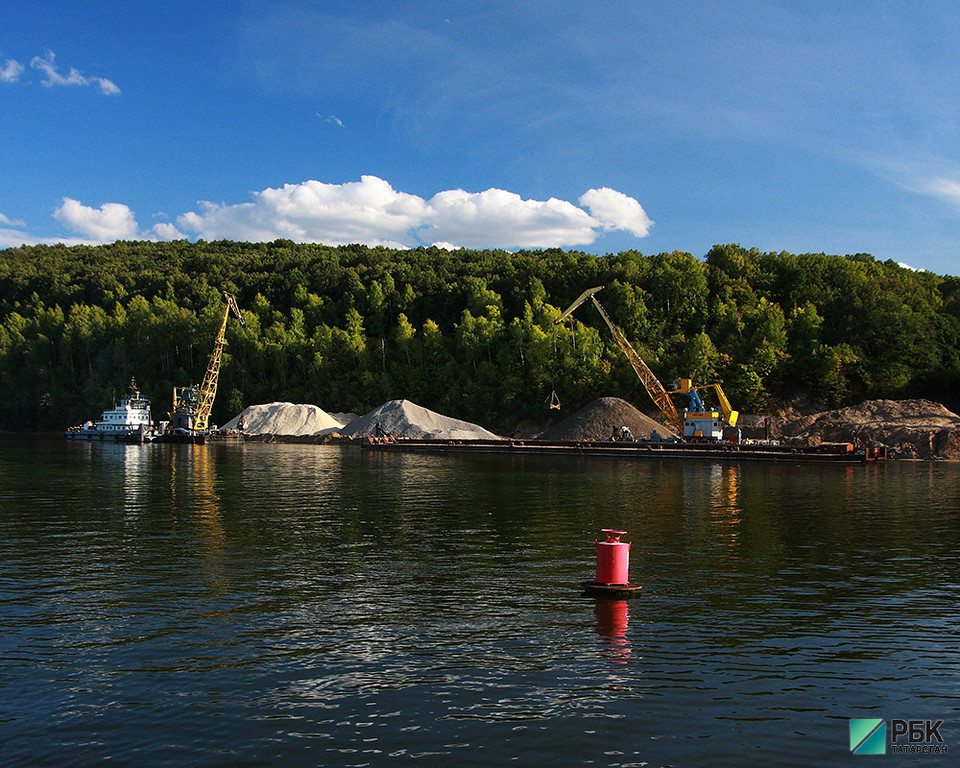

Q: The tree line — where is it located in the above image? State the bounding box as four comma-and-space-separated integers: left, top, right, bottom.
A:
1, 239, 958, 431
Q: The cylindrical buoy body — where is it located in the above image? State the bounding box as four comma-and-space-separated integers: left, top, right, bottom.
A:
596, 529, 630, 584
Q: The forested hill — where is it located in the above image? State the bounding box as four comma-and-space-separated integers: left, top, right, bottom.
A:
1, 240, 959, 432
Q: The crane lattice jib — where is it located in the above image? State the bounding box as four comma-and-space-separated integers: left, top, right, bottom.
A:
555, 286, 684, 434
589, 297, 684, 433
194, 292, 244, 432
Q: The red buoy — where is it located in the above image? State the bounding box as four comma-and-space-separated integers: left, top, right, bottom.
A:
582, 528, 642, 597
596, 528, 630, 584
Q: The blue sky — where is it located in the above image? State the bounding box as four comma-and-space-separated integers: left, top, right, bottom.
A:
3, 1, 960, 274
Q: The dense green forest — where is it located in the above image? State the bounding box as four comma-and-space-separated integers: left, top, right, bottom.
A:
1, 240, 959, 432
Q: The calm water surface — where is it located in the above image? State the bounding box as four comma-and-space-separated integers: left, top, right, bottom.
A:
1, 436, 959, 766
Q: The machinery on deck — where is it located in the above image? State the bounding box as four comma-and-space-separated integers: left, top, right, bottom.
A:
169, 291, 244, 434
669, 378, 739, 440
554, 286, 738, 440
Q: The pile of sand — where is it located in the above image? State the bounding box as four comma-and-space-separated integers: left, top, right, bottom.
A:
537, 397, 676, 441
222, 402, 344, 436
779, 398, 960, 459
340, 399, 501, 440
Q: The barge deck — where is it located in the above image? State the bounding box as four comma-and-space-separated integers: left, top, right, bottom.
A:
360, 438, 886, 464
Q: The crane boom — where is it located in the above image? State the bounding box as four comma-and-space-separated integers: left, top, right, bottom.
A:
555, 286, 605, 324
555, 286, 684, 433
696, 383, 739, 427
192, 291, 244, 432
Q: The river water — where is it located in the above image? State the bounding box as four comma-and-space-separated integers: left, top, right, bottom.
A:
1, 436, 958, 766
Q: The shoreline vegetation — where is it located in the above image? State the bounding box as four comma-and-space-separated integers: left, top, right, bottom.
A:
2, 240, 959, 436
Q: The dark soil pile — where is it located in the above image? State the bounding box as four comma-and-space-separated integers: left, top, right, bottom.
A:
536, 397, 676, 441
778, 398, 960, 459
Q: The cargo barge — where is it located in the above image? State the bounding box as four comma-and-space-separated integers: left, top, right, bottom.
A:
360, 437, 886, 464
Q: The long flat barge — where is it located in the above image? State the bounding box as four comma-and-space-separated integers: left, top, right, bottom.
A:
360, 437, 886, 464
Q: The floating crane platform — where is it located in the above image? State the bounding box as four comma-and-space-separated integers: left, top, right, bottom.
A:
360, 437, 886, 465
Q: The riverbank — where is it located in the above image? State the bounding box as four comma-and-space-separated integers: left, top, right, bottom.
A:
225, 395, 960, 460
770, 397, 960, 459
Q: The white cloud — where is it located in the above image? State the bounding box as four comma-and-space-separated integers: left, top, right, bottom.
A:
179, 176, 426, 247
31, 51, 86, 86
579, 187, 654, 238
40, 201, 182, 244
924, 177, 960, 208
6, 178, 651, 249
0, 212, 26, 227
0, 226, 32, 248
29, 50, 120, 95
318, 113, 344, 127
421, 188, 598, 248
54, 198, 139, 241
150, 221, 185, 240
0, 225, 95, 249
178, 176, 652, 249
860, 152, 960, 216
1, 58, 24, 83
93, 77, 121, 96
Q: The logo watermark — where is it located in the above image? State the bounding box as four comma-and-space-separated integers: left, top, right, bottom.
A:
850, 719, 886, 755
850, 718, 948, 756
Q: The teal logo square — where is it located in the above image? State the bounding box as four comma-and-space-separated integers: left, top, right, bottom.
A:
850, 718, 886, 754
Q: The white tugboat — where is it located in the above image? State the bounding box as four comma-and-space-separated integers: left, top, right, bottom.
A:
65, 378, 157, 443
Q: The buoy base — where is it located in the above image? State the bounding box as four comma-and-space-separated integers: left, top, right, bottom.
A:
581, 580, 643, 597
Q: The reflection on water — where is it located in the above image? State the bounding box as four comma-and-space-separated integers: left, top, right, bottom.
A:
2, 438, 959, 767
709, 464, 742, 549
170, 444, 224, 553
594, 599, 631, 663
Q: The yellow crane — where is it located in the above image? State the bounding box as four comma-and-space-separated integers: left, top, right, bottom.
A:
669, 379, 739, 427
170, 291, 244, 433
555, 286, 684, 434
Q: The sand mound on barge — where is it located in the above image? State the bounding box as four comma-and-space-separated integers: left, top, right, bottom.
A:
222, 402, 344, 436
778, 398, 960, 459
340, 399, 500, 440
537, 397, 676, 441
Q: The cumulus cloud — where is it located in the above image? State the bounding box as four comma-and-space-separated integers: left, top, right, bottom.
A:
177, 176, 652, 249
54, 198, 139, 241
29, 50, 120, 95
420, 188, 599, 248
28, 200, 182, 245
179, 176, 425, 247
151, 221, 185, 240
579, 187, 654, 237
10, 178, 651, 249
1, 58, 24, 83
